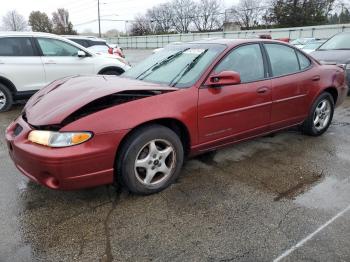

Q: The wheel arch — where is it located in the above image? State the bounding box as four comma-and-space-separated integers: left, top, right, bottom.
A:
323, 86, 338, 105
98, 66, 125, 75
0, 76, 17, 94
114, 118, 191, 177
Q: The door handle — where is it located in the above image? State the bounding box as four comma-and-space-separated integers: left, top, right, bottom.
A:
257, 87, 269, 94
312, 75, 320, 81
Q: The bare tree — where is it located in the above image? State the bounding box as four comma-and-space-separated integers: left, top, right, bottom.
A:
171, 0, 196, 33
52, 8, 76, 35
228, 0, 264, 29
130, 15, 153, 36
147, 3, 174, 33
193, 0, 222, 31
2, 10, 27, 31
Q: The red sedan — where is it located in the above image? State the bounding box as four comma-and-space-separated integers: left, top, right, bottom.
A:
5, 39, 348, 194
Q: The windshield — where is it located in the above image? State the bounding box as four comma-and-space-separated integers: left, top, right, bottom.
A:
122, 43, 226, 88
319, 33, 350, 50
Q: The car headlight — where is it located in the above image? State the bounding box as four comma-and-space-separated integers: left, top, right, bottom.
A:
28, 131, 92, 147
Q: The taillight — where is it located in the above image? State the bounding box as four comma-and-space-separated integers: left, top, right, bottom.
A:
113, 49, 125, 58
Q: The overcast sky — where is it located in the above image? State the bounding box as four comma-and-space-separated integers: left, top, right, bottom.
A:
0, 0, 236, 34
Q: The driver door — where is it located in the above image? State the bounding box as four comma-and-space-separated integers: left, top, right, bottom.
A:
36, 37, 95, 85
197, 43, 272, 149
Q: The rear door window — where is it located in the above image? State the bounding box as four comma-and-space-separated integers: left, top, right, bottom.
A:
0, 37, 36, 56
265, 44, 300, 77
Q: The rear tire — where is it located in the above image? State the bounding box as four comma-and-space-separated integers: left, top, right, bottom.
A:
302, 92, 334, 136
116, 125, 184, 195
0, 83, 13, 112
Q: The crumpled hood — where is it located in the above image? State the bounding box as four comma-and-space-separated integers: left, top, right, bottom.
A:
24, 75, 178, 126
311, 50, 350, 64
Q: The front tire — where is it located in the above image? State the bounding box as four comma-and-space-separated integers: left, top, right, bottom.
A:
302, 92, 334, 136
117, 125, 184, 195
0, 83, 13, 112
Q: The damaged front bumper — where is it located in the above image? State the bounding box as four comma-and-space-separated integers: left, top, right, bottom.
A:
5, 115, 129, 190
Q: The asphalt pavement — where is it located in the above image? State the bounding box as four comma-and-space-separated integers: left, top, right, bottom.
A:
0, 49, 349, 262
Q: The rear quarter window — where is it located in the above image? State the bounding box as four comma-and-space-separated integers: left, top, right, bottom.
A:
0, 37, 36, 56
296, 51, 311, 70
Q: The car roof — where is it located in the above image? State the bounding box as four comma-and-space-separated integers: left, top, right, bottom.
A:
0, 31, 83, 40
64, 35, 107, 41
0, 31, 96, 56
0, 32, 106, 42
0, 31, 59, 37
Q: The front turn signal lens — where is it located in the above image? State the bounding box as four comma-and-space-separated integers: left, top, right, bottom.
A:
28, 131, 92, 147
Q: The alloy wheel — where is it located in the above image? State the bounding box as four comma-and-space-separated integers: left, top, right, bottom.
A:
134, 139, 176, 186
0, 90, 6, 111
313, 99, 331, 131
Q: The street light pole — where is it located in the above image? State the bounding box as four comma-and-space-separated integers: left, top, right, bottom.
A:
98, 0, 101, 37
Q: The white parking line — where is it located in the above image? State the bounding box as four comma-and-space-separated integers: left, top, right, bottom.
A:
273, 204, 350, 262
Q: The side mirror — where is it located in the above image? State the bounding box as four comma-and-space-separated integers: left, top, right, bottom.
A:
205, 71, 241, 87
77, 50, 86, 57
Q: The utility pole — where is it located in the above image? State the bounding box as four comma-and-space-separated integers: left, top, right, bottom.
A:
125, 20, 128, 36
98, 0, 101, 37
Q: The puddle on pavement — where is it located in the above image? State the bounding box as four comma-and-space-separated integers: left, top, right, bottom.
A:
191, 129, 345, 203
295, 175, 350, 211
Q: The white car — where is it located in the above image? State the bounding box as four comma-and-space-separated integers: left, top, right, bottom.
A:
0, 32, 130, 112
153, 42, 183, 53
87, 45, 129, 65
301, 40, 325, 54
290, 38, 319, 49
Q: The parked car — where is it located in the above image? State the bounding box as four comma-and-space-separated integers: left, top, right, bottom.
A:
291, 37, 319, 49
311, 32, 350, 95
6, 39, 348, 194
301, 40, 325, 53
86, 45, 129, 65
275, 37, 290, 43
153, 42, 182, 53
65, 35, 125, 58
0, 32, 130, 112
107, 43, 125, 58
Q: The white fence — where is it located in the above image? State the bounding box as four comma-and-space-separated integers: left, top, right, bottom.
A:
107, 23, 350, 49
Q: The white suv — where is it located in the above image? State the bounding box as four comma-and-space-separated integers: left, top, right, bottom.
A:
0, 32, 130, 112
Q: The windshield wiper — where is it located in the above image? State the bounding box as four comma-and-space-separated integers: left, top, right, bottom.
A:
169, 49, 208, 87
136, 48, 190, 80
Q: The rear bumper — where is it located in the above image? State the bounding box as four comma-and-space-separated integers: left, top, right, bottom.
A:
5, 115, 129, 190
